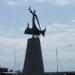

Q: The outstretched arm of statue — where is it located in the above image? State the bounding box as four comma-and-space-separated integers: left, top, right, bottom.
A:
29, 7, 34, 14
29, 7, 37, 17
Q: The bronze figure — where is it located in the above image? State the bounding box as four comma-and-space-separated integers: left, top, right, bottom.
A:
24, 7, 46, 37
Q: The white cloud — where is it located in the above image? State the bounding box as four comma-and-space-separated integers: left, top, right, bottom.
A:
3, 0, 73, 6
0, 36, 27, 69
5, 0, 17, 6
37, 0, 75, 5
70, 19, 75, 23
40, 22, 75, 63
0, 25, 4, 29
4, 0, 28, 5
36, 0, 69, 6
0, 36, 27, 51
19, 28, 25, 32
52, 0, 69, 6
5, 0, 16, 5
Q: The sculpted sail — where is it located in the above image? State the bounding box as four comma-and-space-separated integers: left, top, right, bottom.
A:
24, 7, 46, 37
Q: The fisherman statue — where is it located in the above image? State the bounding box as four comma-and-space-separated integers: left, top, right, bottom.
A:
24, 7, 46, 37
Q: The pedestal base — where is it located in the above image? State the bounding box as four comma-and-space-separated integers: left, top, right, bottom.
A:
23, 37, 44, 75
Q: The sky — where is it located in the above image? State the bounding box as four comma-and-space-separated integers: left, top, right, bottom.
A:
0, 0, 75, 72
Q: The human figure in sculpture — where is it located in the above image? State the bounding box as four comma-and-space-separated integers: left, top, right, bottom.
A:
24, 7, 46, 37
29, 7, 41, 30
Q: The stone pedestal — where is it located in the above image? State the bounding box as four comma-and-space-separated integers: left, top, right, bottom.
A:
23, 37, 44, 75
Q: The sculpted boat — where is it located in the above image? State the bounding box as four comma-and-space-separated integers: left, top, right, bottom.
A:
24, 7, 46, 37
24, 23, 46, 36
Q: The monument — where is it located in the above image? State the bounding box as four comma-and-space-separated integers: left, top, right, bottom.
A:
23, 7, 46, 75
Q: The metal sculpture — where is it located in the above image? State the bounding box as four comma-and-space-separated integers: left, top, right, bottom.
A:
24, 7, 46, 37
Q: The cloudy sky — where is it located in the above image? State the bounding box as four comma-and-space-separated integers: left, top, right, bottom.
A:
0, 0, 75, 72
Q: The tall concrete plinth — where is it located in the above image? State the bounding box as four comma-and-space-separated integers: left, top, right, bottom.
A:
23, 37, 44, 75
